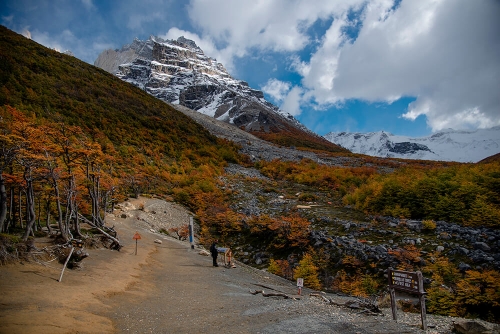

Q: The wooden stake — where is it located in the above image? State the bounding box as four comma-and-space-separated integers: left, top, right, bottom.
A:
58, 247, 74, 282
389, 287, 397, 321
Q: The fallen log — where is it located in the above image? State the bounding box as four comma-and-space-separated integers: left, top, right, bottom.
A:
309, 293, 382, 315
78, 213, 122, 250
250, 289, 298, 300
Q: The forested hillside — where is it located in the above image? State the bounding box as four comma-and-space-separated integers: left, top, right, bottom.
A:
0, 25, 243, 242
1, 25, 500, 323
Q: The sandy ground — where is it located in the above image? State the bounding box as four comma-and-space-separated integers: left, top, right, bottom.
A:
0, 197, 493, 334
0, 197, 162, 334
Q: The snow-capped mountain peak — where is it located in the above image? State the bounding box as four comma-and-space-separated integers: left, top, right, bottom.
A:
324, 127, 500, 162
94, 35, 311, 132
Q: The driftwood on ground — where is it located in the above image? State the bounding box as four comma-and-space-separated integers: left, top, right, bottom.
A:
78, 213, 121, 250
310, 293, 382, 316
250, 289, 297, 300
58, 247, 74, 282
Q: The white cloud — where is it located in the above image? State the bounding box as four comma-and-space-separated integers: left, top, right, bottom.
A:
184, 0, 500, 132
298, 0, 500, 131
21, 28, 31, 39
261, 78, 291, 103
261, 79, 303, 115
1, 15, 14, 26
81, 0, 95, 11
281, 86, 304, 116
186, 0, 365, 70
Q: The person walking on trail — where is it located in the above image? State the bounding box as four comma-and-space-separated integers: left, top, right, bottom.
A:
210, 240, 218, 267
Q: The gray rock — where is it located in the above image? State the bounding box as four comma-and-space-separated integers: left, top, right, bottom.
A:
474, 242, 491, 252
375, 245, 387, 254
453, 319, 499, 334
458, 262, 472, 272
458, 247, 470, 255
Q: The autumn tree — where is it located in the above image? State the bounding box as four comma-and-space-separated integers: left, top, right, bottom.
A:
293, 253, 322, 290
12, 112, 46, 240
0, 107, 24, 232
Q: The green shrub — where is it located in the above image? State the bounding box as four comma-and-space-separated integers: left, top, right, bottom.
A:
298, 193, 317, 202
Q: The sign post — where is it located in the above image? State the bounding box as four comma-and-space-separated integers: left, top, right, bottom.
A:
388, 268, 427, 330
189, 217, 194, 249
132, 231, 141, 255
297, 278, 304, 295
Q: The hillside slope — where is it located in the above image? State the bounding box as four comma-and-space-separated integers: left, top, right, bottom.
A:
0, 25, 240, 170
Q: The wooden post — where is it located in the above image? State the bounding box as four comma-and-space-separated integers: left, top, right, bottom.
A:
388, 268, 427, 329
58, 247, 74, 282
417, 271, 427, 330
389, 287, 397, 321
132, 232, 141, 255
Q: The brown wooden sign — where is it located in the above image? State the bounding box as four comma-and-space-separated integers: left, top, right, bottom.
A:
388, 269, 422, 294
387, 268, 427, 330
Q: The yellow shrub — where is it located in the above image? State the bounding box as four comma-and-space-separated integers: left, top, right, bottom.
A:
422, 219, 436, 230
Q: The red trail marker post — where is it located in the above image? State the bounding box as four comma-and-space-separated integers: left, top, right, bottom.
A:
133, 232, 141, 255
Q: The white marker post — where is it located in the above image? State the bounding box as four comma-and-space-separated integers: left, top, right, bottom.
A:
297, 277, 304, 295
189, 217, 194, 249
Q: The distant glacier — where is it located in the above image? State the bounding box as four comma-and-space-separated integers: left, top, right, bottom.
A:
324, 126, 500, 163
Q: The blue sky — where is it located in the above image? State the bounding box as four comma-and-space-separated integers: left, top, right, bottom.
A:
1, 0, 499, 137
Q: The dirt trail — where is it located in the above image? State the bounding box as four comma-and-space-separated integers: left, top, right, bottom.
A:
0, 197, 475, 333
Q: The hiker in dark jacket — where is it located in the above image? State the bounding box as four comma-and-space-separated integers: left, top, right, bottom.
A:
210, 240, 218, 267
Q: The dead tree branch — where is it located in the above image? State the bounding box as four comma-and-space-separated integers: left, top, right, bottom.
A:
250, 289, 297, 300
78, 213, 121, 249
309, 293, 382, 316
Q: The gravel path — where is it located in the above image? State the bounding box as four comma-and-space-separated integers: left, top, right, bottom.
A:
103, 198, 464, 334
103, 235, 461, 334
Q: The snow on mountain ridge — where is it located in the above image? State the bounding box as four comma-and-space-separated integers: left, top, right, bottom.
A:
94, 35, 345, 151
324, 128, 500, 162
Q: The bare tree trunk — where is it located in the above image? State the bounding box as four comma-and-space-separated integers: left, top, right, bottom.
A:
22, 180, 36, 241
0, 174, 8, 232
18, 187, 23, 229
52, 176, 68, 241
73, 202, 82, 238
36, 194, 42, 232
5, 185, 14, 232
45, 199, 53, 234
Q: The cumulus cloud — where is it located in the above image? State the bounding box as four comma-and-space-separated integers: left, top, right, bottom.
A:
281, 86, 304, 116
261, 79, 303, 116
186, 0, 365, 67
298, 0, 500, 131
186, 0, 500, 131
261, 78, 291, 103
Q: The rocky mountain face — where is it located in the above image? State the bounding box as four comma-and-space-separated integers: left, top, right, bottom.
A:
324, 127, 500, 162
95, 36, 342, 152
